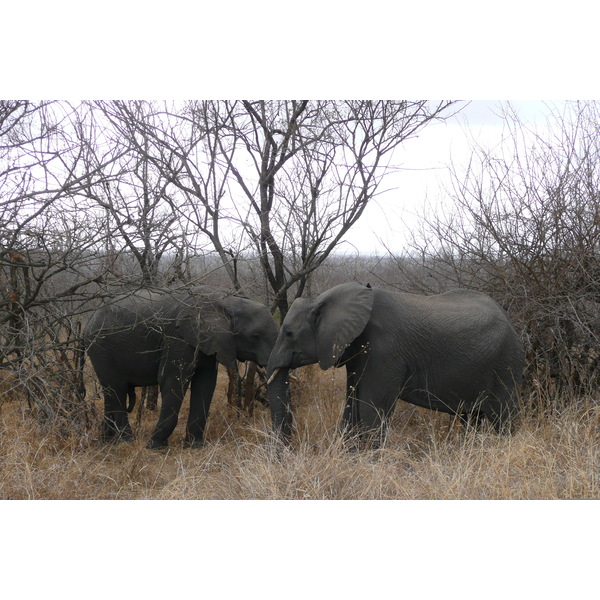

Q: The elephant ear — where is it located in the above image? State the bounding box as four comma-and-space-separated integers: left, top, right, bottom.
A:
312, 282, 374, 370
177, 304, 236, 369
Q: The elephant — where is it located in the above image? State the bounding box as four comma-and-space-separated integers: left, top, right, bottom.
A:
266, 282, 525, 446
83, 287, 278, 449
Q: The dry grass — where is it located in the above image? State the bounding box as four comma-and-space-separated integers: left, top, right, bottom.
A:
0, 364, 599, 500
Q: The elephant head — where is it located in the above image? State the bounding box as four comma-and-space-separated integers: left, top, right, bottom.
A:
266, 282, 374, 439
176, 293, 278, 369
221, 294, 278, 367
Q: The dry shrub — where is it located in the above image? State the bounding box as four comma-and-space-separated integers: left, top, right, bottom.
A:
0, 365, 598, 500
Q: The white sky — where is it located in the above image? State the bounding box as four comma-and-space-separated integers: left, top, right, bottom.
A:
343, 100, 564, 254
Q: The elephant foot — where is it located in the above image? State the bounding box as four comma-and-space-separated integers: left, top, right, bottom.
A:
146, 438, 169, 450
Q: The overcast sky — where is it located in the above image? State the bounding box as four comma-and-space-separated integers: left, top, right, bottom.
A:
344, 100, 564, 254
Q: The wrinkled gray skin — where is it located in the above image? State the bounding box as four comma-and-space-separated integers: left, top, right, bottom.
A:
84, 287, 277, 449
267, 282, 524, 446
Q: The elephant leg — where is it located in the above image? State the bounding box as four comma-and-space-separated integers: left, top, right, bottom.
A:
147, 375, 190, 449
356, 399, 391, 449
184, 359, 219, 448
353, 362, 403, 449
101, 383, 133, 443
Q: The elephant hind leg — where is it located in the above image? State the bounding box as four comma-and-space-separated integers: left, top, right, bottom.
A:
147, 377, 190, 449
101, 383, 134, 443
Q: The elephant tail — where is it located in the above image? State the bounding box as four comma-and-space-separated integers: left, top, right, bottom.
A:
127, 385, 136, 413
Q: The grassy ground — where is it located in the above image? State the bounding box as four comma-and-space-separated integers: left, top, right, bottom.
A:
0, 364, 599, 500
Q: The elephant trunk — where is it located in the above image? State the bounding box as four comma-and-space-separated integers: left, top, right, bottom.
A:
266, 366, 292, 443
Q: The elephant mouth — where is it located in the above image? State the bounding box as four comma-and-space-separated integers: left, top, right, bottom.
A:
267, 351, 312, 384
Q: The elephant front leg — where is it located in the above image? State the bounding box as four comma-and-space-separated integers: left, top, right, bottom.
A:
352, 361, 405, 449
356, 399, 392, 450
184, 360, 219, 448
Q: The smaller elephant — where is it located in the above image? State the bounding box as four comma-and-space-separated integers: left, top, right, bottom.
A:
84, 287, 278, 448
267, 282, 525, 446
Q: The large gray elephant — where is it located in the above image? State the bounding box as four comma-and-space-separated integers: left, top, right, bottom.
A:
84, 287, 277, 449
267, 282, 525, 445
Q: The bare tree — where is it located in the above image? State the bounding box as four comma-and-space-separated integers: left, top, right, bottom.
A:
79, 102, 189, 286
0, 101, 121, 430
212, 100, 458, 316
93, 100, 237, 288
94, 101, 458, 315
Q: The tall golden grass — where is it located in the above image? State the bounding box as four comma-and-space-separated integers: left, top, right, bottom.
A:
0, 364, 598, 499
